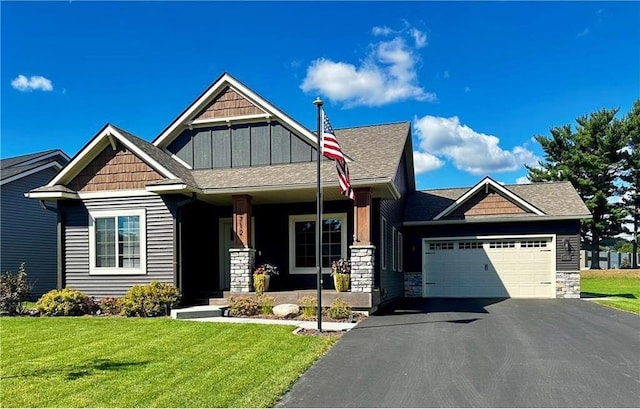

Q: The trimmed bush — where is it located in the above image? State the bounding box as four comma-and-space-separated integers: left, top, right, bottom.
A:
299, 296, 317, 318
259, 295, 275, 315
36, 288, 96, 316
0, 263, 31, 316
229, 296, 259, 316
327, 298, 350, 320
97, 297, 121, 316
119, 281, 181, 317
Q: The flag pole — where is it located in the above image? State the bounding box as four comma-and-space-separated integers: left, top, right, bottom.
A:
313, 97, 324, 332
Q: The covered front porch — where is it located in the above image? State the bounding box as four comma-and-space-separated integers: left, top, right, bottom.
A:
176, 186, 382, 308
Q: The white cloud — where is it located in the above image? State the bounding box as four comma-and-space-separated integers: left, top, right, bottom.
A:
372, 26, 392, 36
410, 28, 427, 48
11, 74, 53, 92
412, 115, 540, 175
516, 176, 531, 184
413, 151, 444, 174
301, 24, 435, 107
577, 28, 589, 38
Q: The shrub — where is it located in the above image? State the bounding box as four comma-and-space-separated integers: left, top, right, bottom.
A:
0, 263, 31, 316
36, 288, 96, 316
119, 281, 181, 317
229, 296, 259, 316
97, 297, 121, 315
327, 298, 350, 320
259, 295, 275, 315
620, 257, 631, 269
299, 296, 317, 318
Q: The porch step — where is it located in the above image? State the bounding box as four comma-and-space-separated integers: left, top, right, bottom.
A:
170, 305, 228, 320
209, 298, 231, 306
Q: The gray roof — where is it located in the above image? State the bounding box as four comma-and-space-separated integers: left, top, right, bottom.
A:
1, 149, 69, 182
29, 184, 77, 194
110, 124, 197, 188
405, 181, 591, 222
191, 122, 411, 191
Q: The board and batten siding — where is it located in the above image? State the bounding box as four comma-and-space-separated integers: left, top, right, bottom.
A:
167, 121, 316, 170
61, 195, 177, 298
556, 233, 580, 271
0, 168, 59, 298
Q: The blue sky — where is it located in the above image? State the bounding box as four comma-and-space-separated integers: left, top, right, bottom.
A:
2, 1, 638, 190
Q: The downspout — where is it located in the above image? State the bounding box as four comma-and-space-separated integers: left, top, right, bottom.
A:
174, 193, 197, 292
40, 200, 64, 290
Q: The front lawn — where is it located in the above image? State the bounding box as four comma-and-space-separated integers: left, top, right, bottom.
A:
0, 317, 337, 407
581, 269, 640, 314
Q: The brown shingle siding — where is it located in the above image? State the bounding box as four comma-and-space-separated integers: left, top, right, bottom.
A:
195, 87, 263, 120
448, 191, 527, 218
68, 145, 162, 192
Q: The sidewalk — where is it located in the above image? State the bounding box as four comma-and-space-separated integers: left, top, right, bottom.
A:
186, 316, 359, 331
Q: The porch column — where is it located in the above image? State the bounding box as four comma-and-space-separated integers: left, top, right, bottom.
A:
353, 187, 371, 245
230, 195, 255, 292
350, 245, 375, 293
232, 194, 252, 248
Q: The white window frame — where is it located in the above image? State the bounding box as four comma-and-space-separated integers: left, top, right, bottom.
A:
392, 226, 397, 271
381, 217, 387, 270
288, 213, 347, 274
89, 209, 147, 275
398, 232, 403, 272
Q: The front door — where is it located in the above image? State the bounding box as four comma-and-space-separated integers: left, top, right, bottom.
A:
219, 219, 234, 290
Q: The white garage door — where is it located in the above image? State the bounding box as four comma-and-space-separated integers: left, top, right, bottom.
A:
422, 237, 554, 298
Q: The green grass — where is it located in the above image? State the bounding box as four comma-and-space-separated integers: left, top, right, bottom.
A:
0, 317, 338, 407
581, 269, 640, 314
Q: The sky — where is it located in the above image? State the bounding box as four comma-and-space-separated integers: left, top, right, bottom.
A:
2, 1, 639, 191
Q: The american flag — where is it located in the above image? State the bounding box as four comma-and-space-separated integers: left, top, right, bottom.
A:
322, 110, 354, 200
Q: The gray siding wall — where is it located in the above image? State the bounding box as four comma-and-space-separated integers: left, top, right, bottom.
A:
167, 121, 316, 169
376, 153, 411, 304
0, 168, 59, 298
556, 233, 580, 271
61, 195, 177, 298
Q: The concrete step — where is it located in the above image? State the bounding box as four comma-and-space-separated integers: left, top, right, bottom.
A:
209, 298, 230, 306
171, 305, 228, 320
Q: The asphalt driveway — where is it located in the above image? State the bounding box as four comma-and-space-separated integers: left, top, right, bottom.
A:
277, 298, 640, 407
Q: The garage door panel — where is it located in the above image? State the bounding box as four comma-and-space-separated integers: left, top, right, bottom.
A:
424, 238, 553, 298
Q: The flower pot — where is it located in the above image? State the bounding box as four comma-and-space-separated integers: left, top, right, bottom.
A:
333, 273, 350, 292
253, 274, 270, 296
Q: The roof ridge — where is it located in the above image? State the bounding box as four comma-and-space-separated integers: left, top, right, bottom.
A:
334, 121, 410, 132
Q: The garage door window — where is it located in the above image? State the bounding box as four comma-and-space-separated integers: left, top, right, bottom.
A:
521, 240, 548, 248
459, 241, 484, 249
489, 241, 516, 249
429, 242, 454, 250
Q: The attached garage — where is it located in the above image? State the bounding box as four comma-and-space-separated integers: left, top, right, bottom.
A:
422, 236, 555, 298
403, 177, 592, 299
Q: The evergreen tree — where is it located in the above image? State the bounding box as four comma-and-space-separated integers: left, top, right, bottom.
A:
620, 100, 639, 268
527, 107, 627, 269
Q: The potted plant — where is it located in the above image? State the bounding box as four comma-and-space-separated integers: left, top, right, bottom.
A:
330, 258, 351, 292
253, 263, 279, 296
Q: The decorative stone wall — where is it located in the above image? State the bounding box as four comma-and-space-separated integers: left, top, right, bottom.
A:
229, 248, 256, 293
404, 272, 422, 298
350, 245, 375, 293
556, 271, 580, 298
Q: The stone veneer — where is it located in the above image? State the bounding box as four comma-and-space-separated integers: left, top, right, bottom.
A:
350, 245, 375, 293
404, 272, 422, 298
229, 248, 256, 293
556, 271, 581, 298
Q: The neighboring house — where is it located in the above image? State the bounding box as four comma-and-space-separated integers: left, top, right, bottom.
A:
26, 73, 590, 309
1, 149, 70, 298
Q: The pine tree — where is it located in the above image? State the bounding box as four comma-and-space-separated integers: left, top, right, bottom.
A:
620, 100, 639, 268
527, 107, 627, 269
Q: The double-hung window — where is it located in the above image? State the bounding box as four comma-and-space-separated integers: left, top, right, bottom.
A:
289, 213, 347, 274
89, 209, 146, 275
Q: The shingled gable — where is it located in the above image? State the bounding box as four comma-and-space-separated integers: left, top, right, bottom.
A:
153, 72, 319, 150
433, 176, 545, 220
28, 124, 196, 199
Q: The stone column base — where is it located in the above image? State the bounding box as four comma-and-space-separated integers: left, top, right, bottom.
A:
350, 245, 375, 293
556, 271, 580, 298
229, 248, 256, 293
